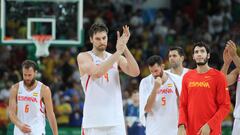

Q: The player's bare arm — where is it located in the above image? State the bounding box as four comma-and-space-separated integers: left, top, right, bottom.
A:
41, 85, 58, 135
224, 69, 239, 86
144, 77, 162, 112
77, 50, 123, 78
9, 83, 31, 133
221, 45, 232, 74
222, 40, 240, 86
77, 28, 127, 78
118, 25, 140, 77
227, 40, 240, 71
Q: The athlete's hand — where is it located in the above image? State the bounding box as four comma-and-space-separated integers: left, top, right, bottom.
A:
197, 123, 210, 135
116, 31, 127, 54
116, 25, 131, 54
223, 46, 232, 65
122, 25, 130, 45
153, 77, 162, 90
19, 123, 31, 133
226, 40, 237, 57
178, 125, 186, 135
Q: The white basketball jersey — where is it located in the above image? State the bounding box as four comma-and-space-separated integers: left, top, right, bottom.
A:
14, 81, 46, 135
234, 74, 240, 118
139, 73, 181, 135
80, 51, 124, 128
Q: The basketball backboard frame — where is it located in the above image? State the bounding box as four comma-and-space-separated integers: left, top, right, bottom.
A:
27, 18, 56, 40
1, 0, 83, 46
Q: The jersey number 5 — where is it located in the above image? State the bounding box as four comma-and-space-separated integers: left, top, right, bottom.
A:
25, 105, 29, 113
161, 97, 166, 106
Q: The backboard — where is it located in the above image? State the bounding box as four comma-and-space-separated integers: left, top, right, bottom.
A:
1, 0, 83, 46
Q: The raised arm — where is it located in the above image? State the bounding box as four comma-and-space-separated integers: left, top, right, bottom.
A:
221, 40, 240, 86
118, 26, 140, 77
221, 45, 232, 75
9, 84, 31, 133
77, 51, 123, 78
224, 69, 239, 86
77, 27, 128, 78
227, 40, 240, 71
42, 86, 58, 135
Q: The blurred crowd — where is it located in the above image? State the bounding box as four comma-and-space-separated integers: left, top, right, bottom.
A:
1, 0, 240, 134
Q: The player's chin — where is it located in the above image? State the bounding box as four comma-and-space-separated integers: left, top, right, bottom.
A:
101, 45, 107, 49
98, 46, 107, 51
25, 81, 31, 85
196, 62, 207, 66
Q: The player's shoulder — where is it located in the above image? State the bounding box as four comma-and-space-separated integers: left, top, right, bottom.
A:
11, 82, 20, 90
209, 68, 224, 76
9, 82, 20, 94
77, 51, 92, 60
105, 51, 112, 56
184, 69, 195, 76
140, 74, 152, 84
40, 82, 51, 94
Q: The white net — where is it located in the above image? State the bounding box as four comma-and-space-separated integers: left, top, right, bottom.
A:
32, 35, 52, 57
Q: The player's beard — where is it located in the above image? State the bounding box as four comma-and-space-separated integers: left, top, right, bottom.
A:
24, 79, 36, 87
195, 57, 208, 66
154, 69, 163, 78
96, 44, 107, 52
170, 62, 180, 69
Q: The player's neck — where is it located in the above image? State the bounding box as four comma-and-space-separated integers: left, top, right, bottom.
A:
24, 80, 37, 91
91, 49, 105, 59
171, 66, 184, 76
196, 64, 210, 74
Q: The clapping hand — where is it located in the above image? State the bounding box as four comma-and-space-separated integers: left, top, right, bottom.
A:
116, 25, 131, 54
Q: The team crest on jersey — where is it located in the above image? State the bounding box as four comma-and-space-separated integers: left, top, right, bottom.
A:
33, 92, 38, 97
167, 83, 173, 87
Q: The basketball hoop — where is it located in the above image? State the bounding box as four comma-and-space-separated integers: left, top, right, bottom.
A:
32, 35, 52, 57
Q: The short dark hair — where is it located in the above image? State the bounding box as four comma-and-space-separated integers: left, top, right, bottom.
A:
192, 41, 210, 54
147, 55, 163, 66
88, 23, 108, 38
22, 60, 37, 71
169, 46, 185, 57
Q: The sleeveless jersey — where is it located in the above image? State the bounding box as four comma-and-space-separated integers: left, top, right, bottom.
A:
234, 74, 240, 118
80, 51, 124, 128
139, 72, 181, 135
14, 81, 46, 135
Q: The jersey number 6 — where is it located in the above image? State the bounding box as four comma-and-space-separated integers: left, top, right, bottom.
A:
25, 104, 29, 113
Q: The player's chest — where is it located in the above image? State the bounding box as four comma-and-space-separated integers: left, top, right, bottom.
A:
17, 90, 40, 103
186, 75, 215, 93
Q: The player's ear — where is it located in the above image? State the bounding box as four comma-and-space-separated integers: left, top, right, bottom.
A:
90, 37, 93, 43
207, 53, 210, 59
180, 56, 184, 61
